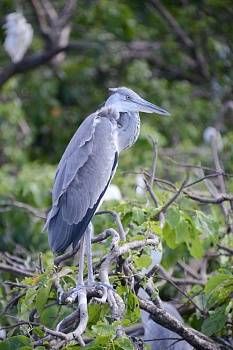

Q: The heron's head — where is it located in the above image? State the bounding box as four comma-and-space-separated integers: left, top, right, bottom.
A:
105, 87, 170, 116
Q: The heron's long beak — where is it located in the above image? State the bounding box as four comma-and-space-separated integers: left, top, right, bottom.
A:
133, 97, 170, 116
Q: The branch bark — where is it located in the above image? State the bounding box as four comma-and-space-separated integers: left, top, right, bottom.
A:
139, 298, 222, 350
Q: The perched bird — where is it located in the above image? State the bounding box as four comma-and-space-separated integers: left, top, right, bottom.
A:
3, 12, 33, 63
45, 87, 169, 282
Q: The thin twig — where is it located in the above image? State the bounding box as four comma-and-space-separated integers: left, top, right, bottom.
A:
0, 199, 46, 219
96, 210, 126, 240
155, 177, 189, 218
217, 244, 233, 255
0, 263, 35, 277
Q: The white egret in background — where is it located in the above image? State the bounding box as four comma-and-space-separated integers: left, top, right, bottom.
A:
3, 12, 33, 63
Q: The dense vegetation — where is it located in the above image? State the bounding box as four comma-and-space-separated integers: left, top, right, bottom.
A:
0, 1, 232, 349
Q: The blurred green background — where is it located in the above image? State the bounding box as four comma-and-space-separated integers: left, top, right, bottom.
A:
0, 0, 232, 253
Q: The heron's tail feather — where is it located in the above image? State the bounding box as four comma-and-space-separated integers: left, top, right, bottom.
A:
48, 209, 74, 254
47, 208, 88, 254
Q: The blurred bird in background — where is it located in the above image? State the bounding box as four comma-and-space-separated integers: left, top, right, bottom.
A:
3, 12, 33, 63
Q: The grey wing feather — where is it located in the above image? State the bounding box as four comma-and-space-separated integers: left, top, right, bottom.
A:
45, 108, 118, 253
52, 113, 98, 206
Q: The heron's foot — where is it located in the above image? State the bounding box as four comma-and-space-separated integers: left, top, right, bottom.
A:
56, 285, 88, 343
57, 284, 85, 305
84, 281, 114, 304
87, 281, 124, 319
57, 283, 104, 305
86, 280, 125, 320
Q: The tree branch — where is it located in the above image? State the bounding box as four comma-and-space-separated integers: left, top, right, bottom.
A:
149, 0, 210, 79
0, 199, 46, 219
139, 298, 222, 350
0, 42, 99, 89
149, 0, 194, 50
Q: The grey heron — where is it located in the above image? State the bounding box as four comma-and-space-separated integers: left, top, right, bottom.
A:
44, 87, 170, 285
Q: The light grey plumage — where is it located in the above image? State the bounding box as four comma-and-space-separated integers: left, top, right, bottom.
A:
45, 87, 169, 254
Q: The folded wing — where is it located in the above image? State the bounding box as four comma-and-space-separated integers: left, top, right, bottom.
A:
45, 109, 118, 253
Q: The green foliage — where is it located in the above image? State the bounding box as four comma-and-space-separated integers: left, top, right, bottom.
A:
0, 335, 32, 350
201, 305, 227, 336
88, 304, 109, 327
205, 273, 233, 308
117, 286, 141, 325
0, 0, 232, 348
162, 207, 204, 259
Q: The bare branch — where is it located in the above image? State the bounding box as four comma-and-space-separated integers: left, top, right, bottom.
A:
58, 0, 77, 28
149, 0, 194, 50
184, 191, 233, 204
155, 177, 189, 218
0, 42, 100, 89
0, 262, 34, 277
96, 210, 126, 240
0, 199, 46, 219
155, 265, 206, 314
30, 0, 51, 38
139, 298, 221, 350
217, 244, 233, 255
148, 0, 210, 79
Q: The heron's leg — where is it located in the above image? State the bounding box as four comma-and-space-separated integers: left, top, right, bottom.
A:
77, 235, 85, 286
85, 223, 94, 284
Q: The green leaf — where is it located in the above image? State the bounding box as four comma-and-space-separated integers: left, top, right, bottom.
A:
0, 336, 31, 350
131, 207, 146, 224
88, 303, 109, 327
205, 273, 233, 307
19, 287, 37, 320
187, 234, 204, 259
201, 306, 227, 336
91, 323, 116, 337
205, 273, 233, 294
36, 282, 52, 315
163, 209, 204, 258
145, 220, 162, 236
117, 285, 140, 324
194, 211, 219, 238
114, 337, 134, 350
64, 345, 81, 350
166, 207, 180, 227
134, 253, 152, 269
40, 305, 58, 328
32, 326, 45, 338
175, 217, 191, 244
82, 336, 110, 350
162, 222, 177, 249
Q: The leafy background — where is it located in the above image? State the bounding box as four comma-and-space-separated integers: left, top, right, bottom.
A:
0, 0, 232, 349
